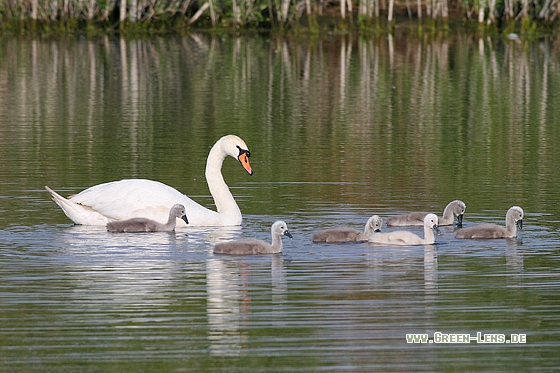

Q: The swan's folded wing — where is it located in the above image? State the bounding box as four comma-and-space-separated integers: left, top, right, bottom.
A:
455, 224, 508, 239
386, 212, 427, 226
388, 231, 423, 245
369, 231, 423, 245
67, 179, 213, 225
214, 240, 274, 255
312, 228, 361, 243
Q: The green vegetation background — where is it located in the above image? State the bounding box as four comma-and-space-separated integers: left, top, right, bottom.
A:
1, 0, 559, 35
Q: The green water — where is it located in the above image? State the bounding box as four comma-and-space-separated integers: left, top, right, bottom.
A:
0, 33, 559, 372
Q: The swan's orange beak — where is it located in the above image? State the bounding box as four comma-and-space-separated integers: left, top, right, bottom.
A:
238, 152, 253, 175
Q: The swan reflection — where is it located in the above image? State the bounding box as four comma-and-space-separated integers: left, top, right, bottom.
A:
424, 245, 438, 295
505, 238, 524, 288
271, 254, 288, 305
206, 254, 288, 356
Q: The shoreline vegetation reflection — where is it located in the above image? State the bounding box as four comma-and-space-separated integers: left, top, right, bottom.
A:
1, 0, 560, 35
1, 29, 560, 372
1, 33, 559, 225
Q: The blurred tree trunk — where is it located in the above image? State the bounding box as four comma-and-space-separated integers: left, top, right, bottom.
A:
50, 0, 58, 20
87, 0, 96, 20
209, 0, 217, 25
64, 0, 70, 18
504, 0, 513, 19
188, 1, 210, 23
129, 0, 138, 21
233, 0, 240, 23
538, 0, 552, 19
31, 0, 38, 19
120, 0, 127, 22
488, 0, 496, 23
281, 0, 290, 24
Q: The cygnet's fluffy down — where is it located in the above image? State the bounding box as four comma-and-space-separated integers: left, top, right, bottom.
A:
386, 200, 466, 227
369, 213, 440, 245
455, 206, 523, 239
312, 215, 383, 243
213, 220, 292, 255
107, 204, 188, 233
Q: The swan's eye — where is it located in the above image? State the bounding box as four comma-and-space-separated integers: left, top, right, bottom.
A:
237, 145, 250, 157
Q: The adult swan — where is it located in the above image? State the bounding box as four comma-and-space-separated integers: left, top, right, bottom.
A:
45, 135, 253, 227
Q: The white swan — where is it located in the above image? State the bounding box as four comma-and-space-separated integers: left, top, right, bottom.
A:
312, 215, 383, 243
106, 204, 188, 233
45, 135, 252, 227
386, 200, 466, 227
455, 206, 523, 239
369, 213, 440, 245
213, 221, 292, 255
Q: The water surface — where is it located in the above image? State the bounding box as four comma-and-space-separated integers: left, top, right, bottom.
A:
0, 33, 559, 372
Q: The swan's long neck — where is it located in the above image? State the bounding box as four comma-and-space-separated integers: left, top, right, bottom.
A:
205, 142, 241, 221
505, 213, 517, 235
270, 231, 283, 252
441, 203, 454, 224
164, 212, 177, 229
423, 224, 435, 244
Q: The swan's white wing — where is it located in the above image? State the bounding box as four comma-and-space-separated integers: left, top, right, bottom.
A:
386, 231, 423, 245
62, 179, 225, 226
369, 231, 423, 245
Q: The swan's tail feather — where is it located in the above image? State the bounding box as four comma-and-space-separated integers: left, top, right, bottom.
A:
45, 185, 109, 225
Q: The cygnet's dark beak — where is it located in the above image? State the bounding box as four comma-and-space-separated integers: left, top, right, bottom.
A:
516, 219, 523, 230
433, 225, 442, 235
284, 230, 293, 238
181, 215, 189, 225
456, 214, 464, 227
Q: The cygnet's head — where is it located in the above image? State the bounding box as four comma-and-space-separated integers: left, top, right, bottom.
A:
272, 220, 292, 238
424, 213, 440, 235
170, 204, 189, 224
508, 206, 524, 230
367, 215, 383, 233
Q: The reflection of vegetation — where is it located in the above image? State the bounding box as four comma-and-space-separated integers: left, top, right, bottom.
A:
1, 33, 558, 218
0, 0, 559, 33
